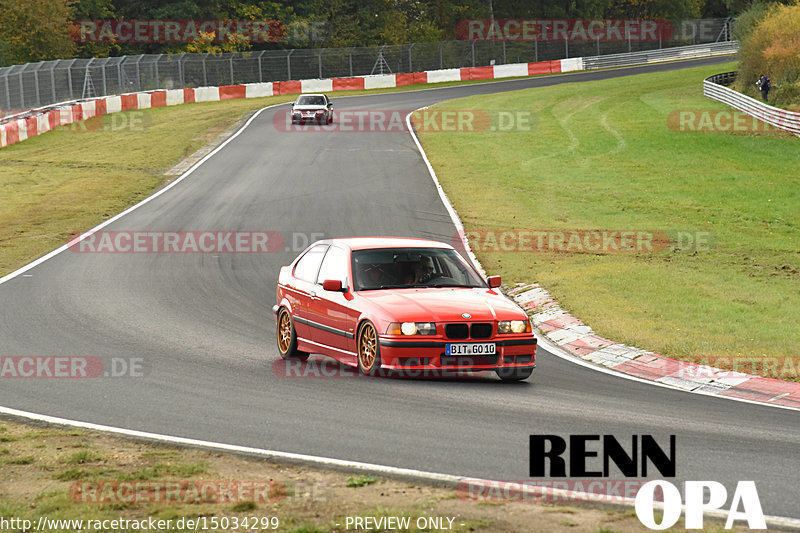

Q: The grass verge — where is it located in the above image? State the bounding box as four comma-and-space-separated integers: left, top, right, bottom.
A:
0, 418, 746, 532
0, 72, 560, 278
415, 61, 800, 378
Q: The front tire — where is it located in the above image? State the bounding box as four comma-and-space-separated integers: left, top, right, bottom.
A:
496, 367, 533, 382
277, 308, 309, 361
357, 321, 382, 376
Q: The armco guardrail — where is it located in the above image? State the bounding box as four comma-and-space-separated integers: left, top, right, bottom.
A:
704, 72, 800, 136
0, 42, 742, 149
0, 57, 578, 148
0, 19, 734, 115
583, 41, 738, 69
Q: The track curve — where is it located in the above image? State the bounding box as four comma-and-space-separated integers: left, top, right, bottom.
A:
2, 56, 799, 520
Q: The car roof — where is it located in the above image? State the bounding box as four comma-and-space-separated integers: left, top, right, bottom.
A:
297, 93, 327, 98
317, 237, 454, 251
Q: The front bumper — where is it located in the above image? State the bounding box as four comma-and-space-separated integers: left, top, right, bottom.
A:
292, 113, 327, 124
377, 336, 536, 371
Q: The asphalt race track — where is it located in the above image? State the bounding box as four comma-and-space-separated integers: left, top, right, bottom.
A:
1, 56, 799, 521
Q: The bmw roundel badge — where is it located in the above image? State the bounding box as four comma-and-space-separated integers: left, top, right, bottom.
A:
462, 313, 471, 319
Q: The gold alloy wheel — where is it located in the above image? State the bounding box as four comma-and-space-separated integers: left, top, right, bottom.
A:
278, 310, 292, 354
358, 323, 377, 372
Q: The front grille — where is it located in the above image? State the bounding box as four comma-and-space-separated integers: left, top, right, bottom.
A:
444, 322, 493, 339
470, 323, 492, 339
444, 324, 469, 339
441, 355, 499, 366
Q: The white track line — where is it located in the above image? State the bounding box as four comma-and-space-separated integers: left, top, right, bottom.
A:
404, 108, 800, 414
0, 104, 280, 286
0, 405, 461, 484
1, 69, 797, 529
2, 403, 798, 530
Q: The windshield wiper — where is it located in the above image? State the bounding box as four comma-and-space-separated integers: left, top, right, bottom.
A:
431, 283, 475, 288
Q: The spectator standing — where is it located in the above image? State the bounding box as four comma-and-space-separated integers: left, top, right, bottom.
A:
756, 74, 771, 103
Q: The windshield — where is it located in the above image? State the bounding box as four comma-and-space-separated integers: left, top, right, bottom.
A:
297, 95, 326, 106
352, 247, 486, 291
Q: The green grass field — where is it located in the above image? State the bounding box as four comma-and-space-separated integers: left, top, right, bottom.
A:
417, 61, 800, 373
0, 74, 546, 279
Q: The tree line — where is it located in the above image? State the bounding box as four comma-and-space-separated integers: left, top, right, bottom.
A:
0, 0, 794, 65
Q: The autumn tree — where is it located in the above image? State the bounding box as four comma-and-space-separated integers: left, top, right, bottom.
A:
0, 0, 77, 64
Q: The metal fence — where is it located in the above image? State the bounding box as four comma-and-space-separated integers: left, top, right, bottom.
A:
704, 72, 800, 136
583, 40, 738, 69
0, 18, 733, 114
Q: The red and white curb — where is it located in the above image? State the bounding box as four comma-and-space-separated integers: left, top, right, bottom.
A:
509, 283, 800, 410
0, 58, 582, 150
407, 104, 800, 412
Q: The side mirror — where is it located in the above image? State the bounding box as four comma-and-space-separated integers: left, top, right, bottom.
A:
487, 275, 501, 288
322, 279, 343, 292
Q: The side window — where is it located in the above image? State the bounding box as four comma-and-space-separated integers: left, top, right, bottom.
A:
293, 245, 328, 282
316, 246, 349, 285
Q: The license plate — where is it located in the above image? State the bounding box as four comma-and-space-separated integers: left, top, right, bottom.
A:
445, 343, 496, 355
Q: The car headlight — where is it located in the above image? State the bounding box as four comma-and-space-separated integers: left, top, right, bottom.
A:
386, 322, 436, 335
498, 320, 531, 334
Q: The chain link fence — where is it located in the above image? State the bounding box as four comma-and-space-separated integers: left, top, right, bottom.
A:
1, 18, 733, 115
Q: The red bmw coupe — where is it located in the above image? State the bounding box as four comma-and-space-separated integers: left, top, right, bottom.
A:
273, 237, 537, 381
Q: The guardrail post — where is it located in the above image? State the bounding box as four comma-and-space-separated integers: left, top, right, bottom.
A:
318, 48, 324, 78
2, 72, 11, 112
502, 40, 506, 64
101, 58, 108, 94
408, 43, 414, 72
439, 43, 443, 69
229, 54, 234, 85
134, 55, 142, 92
50, 63, 57, 103
177, 53, 185, 87
471, 40, 475, 67
287, 49, 294, 80
202, 53, 208, 86
349, 48, 354, 77
18, 71, 24, 109
33, 64, 41, 107
257, 50, 264, 83
67, 59, 76, 99
535, 36, 538, 62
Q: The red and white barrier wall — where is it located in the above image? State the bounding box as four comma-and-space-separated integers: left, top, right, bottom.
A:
0, 57, 583, 149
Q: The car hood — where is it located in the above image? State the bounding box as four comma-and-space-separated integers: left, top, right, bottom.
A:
358, 288, 526, 323
293, 105, 327, 111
